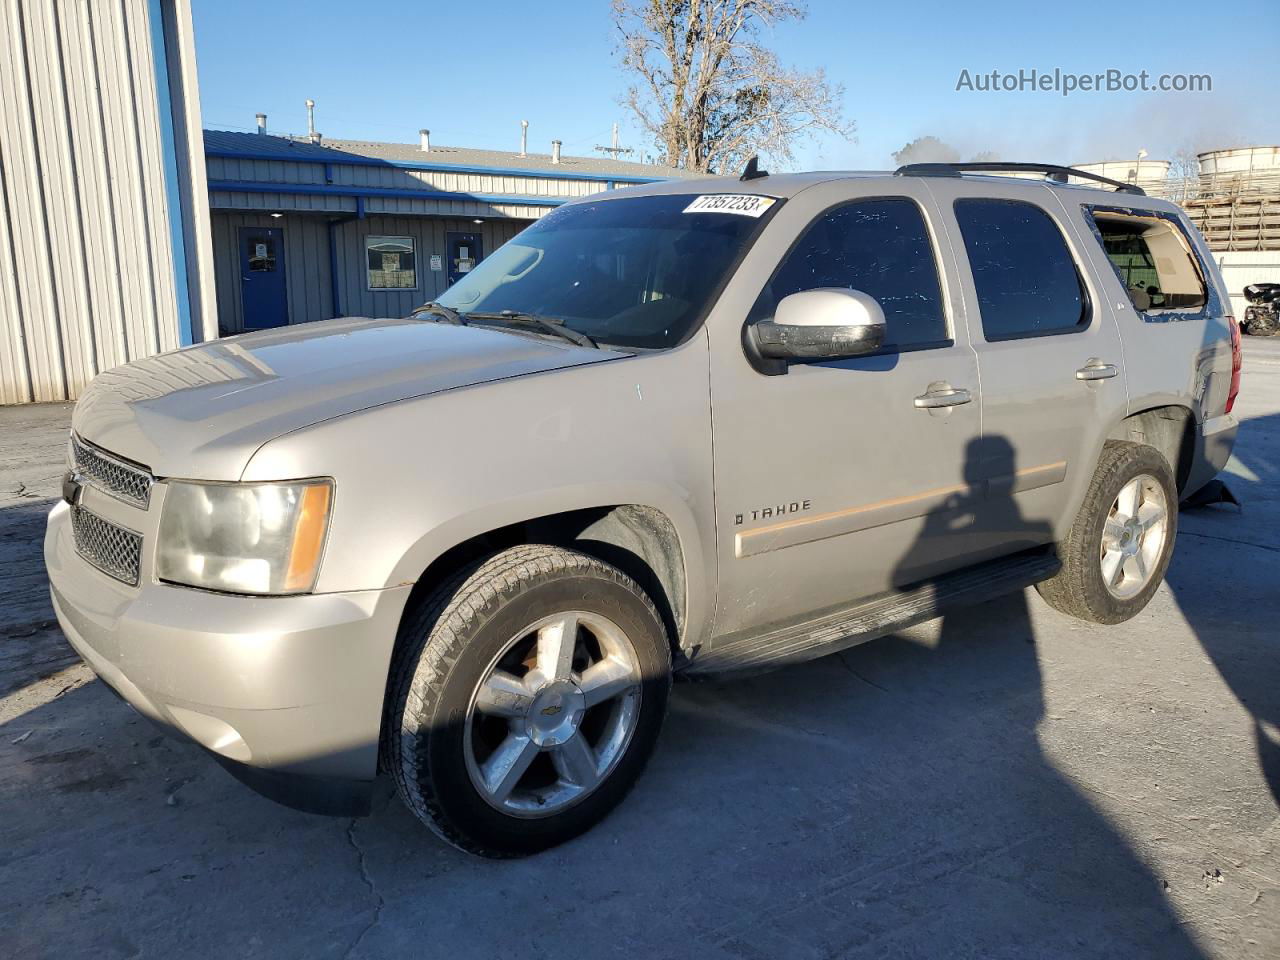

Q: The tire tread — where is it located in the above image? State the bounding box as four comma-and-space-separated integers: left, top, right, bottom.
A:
386, 544, 669, 857
1035, 440, 1177, 624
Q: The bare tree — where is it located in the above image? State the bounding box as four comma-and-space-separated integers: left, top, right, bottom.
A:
1169, 148, 1199, 180
1168, 147, 1201, 203
612, 0, 853, 173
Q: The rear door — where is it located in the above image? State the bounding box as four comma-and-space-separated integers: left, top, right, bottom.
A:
927, 181, 1128, 547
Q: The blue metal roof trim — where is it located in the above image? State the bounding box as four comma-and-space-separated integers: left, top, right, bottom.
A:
207, 180, 570, 207
204, 131, 666, 185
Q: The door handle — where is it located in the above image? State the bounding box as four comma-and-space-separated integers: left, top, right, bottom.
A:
914, 384, 972, 409
1076, 360, 1119, 381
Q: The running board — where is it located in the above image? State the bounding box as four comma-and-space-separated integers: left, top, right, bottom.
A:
685, 548, 1060, 676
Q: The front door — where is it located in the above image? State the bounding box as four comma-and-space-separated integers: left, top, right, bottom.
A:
709, 181, 984, 639
238, 226, 288, 329
446, 232, 483, 286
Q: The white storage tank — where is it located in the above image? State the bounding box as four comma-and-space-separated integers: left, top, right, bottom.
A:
1196, 146, 1280, 199
1072, 158, 1170, 188
1198, 146, 1280, 176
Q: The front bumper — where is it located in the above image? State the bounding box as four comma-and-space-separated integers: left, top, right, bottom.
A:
45, 500, 412, 815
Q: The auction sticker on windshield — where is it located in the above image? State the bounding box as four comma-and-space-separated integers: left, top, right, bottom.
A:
683, 194, 777, 217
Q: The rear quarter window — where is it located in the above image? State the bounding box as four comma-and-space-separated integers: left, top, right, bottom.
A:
1086, 209, 1207, 314
954, 199, 1088, 340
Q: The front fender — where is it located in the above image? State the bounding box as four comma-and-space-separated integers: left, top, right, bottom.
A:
242, 336, 718, 647
389, 483, 705, 641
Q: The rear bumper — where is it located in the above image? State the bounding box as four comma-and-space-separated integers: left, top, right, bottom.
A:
1184, 412, 1239, 497
45, 500, 412, 816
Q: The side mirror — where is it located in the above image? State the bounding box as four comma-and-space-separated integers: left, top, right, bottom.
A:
752, 288, 886, 362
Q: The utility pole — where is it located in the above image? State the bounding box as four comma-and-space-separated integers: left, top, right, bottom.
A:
594, 123, 634, 161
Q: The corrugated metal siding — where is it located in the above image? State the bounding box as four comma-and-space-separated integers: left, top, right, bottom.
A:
207, 155, 326, 186
207, 154, 617, 204
360, 196, 550, 220
0, 0, 209, 403
210, 189, 357, 214
1216, 250, 1280, 318
338, 164, 609, 199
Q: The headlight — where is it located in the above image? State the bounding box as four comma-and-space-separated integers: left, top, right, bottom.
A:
157, 479, 333, 595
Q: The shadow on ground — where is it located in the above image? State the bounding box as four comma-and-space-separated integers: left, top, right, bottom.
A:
1170, 411, 1280, 806
1, 401, 1276, 958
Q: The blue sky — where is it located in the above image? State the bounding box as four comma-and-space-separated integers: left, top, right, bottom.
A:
194, 0, 1278, 171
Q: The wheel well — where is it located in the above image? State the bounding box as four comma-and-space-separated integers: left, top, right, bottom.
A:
1108, 405, 1196, 494
398, 505, 687, 656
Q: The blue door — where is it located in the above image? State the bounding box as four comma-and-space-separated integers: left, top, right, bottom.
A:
446, 232, 483, 286
239, 226, 289, 329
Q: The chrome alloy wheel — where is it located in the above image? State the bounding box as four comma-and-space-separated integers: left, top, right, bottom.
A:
463, 611, 643, 818
1099, 474, 1169, 600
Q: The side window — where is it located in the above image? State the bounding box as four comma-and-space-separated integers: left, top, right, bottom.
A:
954, 199, 1087, 340
755, 197, 948, 349
1087, 210, 1207, 313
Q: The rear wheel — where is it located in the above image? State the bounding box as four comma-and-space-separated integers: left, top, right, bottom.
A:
387, 545, 671, 857
1036, 441, 1177, 624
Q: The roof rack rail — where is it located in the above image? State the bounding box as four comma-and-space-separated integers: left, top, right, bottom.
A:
894, 162, 1146, 196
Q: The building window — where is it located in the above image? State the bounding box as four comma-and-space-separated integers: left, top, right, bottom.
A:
366, 236, 418, 290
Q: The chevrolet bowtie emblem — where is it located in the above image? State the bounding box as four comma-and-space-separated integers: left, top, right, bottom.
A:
540, 704, 563, 717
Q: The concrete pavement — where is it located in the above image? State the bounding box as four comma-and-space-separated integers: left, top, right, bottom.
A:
1, 342, 1277, 959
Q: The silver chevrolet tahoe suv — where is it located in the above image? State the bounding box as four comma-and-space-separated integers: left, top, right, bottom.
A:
46, 162, 1241, 857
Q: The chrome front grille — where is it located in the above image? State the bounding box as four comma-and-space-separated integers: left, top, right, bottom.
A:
71, 506, 143, 586
71, 435, 153, 508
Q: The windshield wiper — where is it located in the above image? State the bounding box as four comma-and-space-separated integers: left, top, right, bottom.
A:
465, 310, 597, 349
410, 302, 467, 325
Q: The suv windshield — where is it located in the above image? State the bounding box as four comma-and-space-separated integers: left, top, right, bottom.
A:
433, 193, 776, 349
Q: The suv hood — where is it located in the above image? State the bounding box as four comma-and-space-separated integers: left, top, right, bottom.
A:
72, 317, 623, 480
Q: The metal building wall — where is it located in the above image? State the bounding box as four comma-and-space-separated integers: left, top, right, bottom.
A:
209, 211, 527, 332
209, 186, 553, 221
332, 215, 525, 319
1216, 250, 1280, 318
0, 0, 214, 404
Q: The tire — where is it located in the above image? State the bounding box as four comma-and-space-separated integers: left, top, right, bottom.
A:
386, 544, 672, 857
1036, 441, 1178, 625
1244, 317, 1280, 336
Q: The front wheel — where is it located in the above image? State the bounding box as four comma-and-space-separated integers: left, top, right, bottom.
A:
1036, 441, 1178, 625
386, 545, 672, 857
